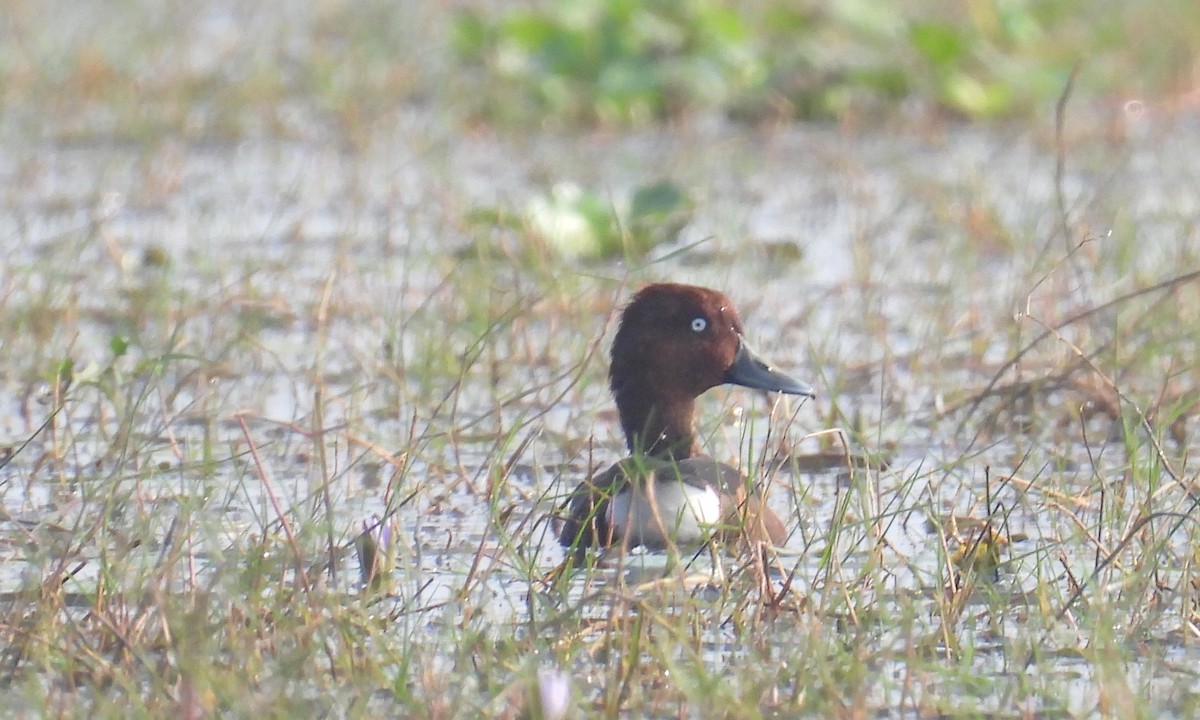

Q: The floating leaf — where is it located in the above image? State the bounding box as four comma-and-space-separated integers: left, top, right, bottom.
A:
910, 23, 965, 67
942, 73, 1013, 117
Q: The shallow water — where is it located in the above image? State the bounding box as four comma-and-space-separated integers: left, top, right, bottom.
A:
2, 108, 1200, 714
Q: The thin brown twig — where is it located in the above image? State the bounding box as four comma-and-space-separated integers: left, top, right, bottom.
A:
458, 429, 539, 600
954, 269, 1200, 432
1024, 312, 1182, 486
1055, 64, 1080, 252
235, 413, 313, 596
313, 266, 339, 584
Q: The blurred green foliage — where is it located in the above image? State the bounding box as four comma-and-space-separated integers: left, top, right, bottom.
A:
452, 0, 1196, 124
2, 0, 1196, 136
453, 0, 766, 123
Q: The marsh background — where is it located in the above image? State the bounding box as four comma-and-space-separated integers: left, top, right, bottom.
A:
2, 0, 1200, 717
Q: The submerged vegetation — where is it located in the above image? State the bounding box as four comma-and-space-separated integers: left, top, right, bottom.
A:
1, 0, 1200, 717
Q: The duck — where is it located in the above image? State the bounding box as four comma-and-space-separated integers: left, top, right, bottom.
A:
557, 282, 815, 560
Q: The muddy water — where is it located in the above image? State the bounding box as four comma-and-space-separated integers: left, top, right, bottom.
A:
2, 111, 1200, 711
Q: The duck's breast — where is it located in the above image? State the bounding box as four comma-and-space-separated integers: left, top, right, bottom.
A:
607, 460, 732, 547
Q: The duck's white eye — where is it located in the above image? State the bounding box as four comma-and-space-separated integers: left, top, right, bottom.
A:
690, 317, 707, 333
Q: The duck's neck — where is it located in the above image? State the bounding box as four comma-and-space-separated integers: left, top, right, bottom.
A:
613, 384, 700, 459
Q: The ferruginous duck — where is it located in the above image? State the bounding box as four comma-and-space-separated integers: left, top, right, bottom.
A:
557, 283, 815, 559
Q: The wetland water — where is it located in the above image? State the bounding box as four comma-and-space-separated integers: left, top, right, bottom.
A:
2, 112, 1200, 714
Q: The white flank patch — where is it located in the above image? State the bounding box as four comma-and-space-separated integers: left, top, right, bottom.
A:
608, 482, 721, 547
